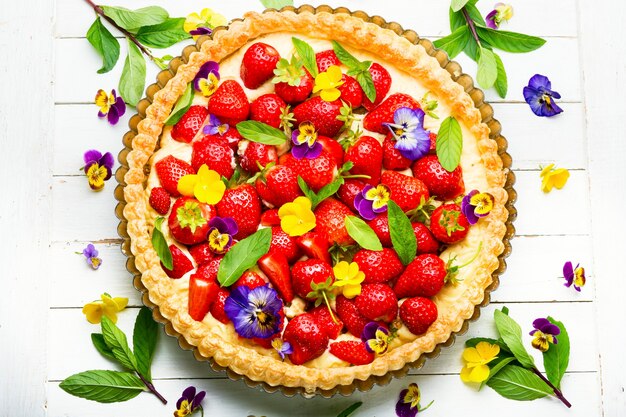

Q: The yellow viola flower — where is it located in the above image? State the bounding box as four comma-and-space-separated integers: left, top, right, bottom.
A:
540, 163, 570, 193
82, 293, 128, 324
332, 261, 365, 298
278, 196, 316, 236
313, 65, 345, 102
177, 164, 226, 205
460, 341, 500, 383
184, 8, 227, 39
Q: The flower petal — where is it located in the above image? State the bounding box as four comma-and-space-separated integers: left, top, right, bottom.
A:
475, 341, 500, 361
177, 174, 198, 197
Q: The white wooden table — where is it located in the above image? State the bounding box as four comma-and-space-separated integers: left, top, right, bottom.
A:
1, 0, 625, 415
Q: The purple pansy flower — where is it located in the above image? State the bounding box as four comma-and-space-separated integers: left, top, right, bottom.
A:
529, 318, 561, 352
193, 61, 220, 97
202, 114, 229, 136
189, 27, 212, 37
354, 184, 391, 221
361, 322, 391, 354
461, 190, 495, 225
563, 261, 586, 292
486, 3, 514, 29
82, 150, 114, 191
523, 74, 564, 117
207, 216, 238, 254
271, 338, 293, 360
383, 107, 431, 160
78, 244, 102, 270
224, 284, 284, 339
291, 122, 322, 160
395, 383, 433, 417
174, 385, 205, 417
95, 89, 126, 125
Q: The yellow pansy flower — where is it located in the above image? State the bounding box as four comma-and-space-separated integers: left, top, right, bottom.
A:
313, 65, 345, 102
177, 164, 226, 205
82, 293, 128, 324
540, 163, 570, 193
332, 261, 365, 298
184, 8, 227, 39
278, 196, 316, 236
460, 341, 500, 383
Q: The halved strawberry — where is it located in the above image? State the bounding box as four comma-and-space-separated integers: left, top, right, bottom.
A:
161, 245, 193, 279
188, 273, 219, 321
269, 226, 301, 264
363, 93, 420, 134
171, 105, 208, 143
362, 63, 391, 111
191, 135, 235, 179
240, 42, 281, 89
154, 156, 194, 197
168, 197, 216, 245
258, 252, 294, 303
293, 96, 344, 138
210, 288, 230, 324
207, 80, 250, 125
329, 341, 375, 365
296, 232, 332, 265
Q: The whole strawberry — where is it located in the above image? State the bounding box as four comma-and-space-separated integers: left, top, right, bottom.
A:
269, 226, 301, 264
329, 341, 375, 365
261, 209, 281, 227
149, 187, 171, 215
171, 105, 208, 143
380, 171, 430, 212
413, 222, 439, 254
293, 96, 344, 138
394, 254, 446, 299
240, 42, 281, 89
412, 155, 464, 200
338, 74, 363, 108
314, 198, 355, 246
343, 135, 383, 186
362, 63, 392, 111
430, 203, 469, 244
382, 133, 412, 171
338, 179, 367, 210
154, 156, 194, 197
274, 70, 314, 105
239, 141, 277, 174
316, 135, 344, 167
208, 80, 250, 125
399, 297, 438, 335
250, 94, 287, 128
195, 256, 223, 283
283, 313, 329, 365
315, 50, 340, 72
309, 305, 343, 339
291, 259, 334, 300
161, 245, 193, 279
188, 242, 214, 265
366, 214, 392, 247
363, 93, 420, 134
282, 151, 336, 192
255, 164, 303, 208
234, 270, 267, 290
335, 295, 370, 337
168, 197, 216, 245
216, 184, 261, 239
355, 283, 398, 323
191, 136, 235, 179
353, 248, 404, 284
210, 288, 230, 324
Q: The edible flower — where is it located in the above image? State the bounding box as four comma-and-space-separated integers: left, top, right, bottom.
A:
207, 217, 238, 254
291, 122, 322, 159
486, 3, 514, 29
523, 74, 563, 117
174, 386, 206, 417
540, 163, 570, 193
278, 196, 316, 236
177, 164, 226, 204
184, 8, 227, 39
530, 318, 561, 352
395, 383, 433, 417
271, 338, 293, 360
95, 89, 126, 125
383, 107, 431, 160
77, 244, 102, 270
193, 61, 220, 97
461, 190, 495, 225
202, 114, 229, 136
313, 65, 344, 102
354, 184, 391, 221
224, 285, 284, 339
563, 261, 586, 291
460, 341, 500, 383
332, 261, 365, 298
82, 293, 128, 324
361, 322, 390, 354
82, 149, 114, 191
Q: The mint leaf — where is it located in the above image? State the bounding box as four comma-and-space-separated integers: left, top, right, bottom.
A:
218, 228, 272, 286
482, 356, 516, 389
100, 6, 169, 32
133, 307, 158, 382
494, 309, 535, 369
451, 0, 471, 12
387, 200, 416, 266
486, 365, 551, 400
59, 370, 145, 403
151, 217, 172, 270
433, 25, 470, 59
292, 37, 318, 78
332, 41, 376, 102
101, 316, 138, 372
260, 0, 294, 9
355, 70, 376, 102
91, 333, 116, 361
119, 39, 146, 107
337, 401, 363, 417
344, 216, 383, 251
493, 52, 508, 98
298, 176, 317, 201
331, 41, 361, 69
164, 83, 194, 126
314, 179, 344, 208
465, 337, 510, 353
135, 18, 190, 49
86, 17, 120, 74
477, 47, 497, 88
436, 116, 463, 172
236, 120, 287, 145
543, 317, 570, 389
476, 27, 546, 53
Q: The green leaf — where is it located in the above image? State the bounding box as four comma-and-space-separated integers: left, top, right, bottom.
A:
476, 27, 546, 53
292, 37, 318, 78
218, 228, 272, 287
493, 52, 508, 98
543, 317, 570, 389
119, 39, 146, 107
100, 6, 169, 32
164, 83, 194, 126
451, 0, 471, 12
486, 365, 552, 400
135, 18, 190, 49
436, 116, 463, 172
133, 307, 158, 382
481, 356, 516, 389
387, 200, 417, 266
449, 8, 466, 31
59, 370, 145, 403
332, 41, 363, 70
477, 47, 498, 88
86, 17, 120, 74
433, 25, 470, 59
314, 179, 344, 209
260, 0, 294, 9
355, 70, 376, 102
494, 309, 535, 369
465, 337, 510, 353
91, 333, 116, 361
464, 36, 480, 61
337, 402, 363, 417
344, 216, 383, 251
151, 217, 172, 270
101, 316, 137, 372
236, 120, 287, 145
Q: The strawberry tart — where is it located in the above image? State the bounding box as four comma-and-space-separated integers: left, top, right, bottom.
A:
121, 8, 509, 395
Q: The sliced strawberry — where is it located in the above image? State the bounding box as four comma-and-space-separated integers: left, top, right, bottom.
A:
234, 270, 267, 290
149, 187, 171, 215
329, 341, 375, 365
161, 245, 193, 279
363, 93, 420, 134
258, 252, 294, 303
296, 232, 332, 265
207, 80, 250, 125
191, 135, 235, 179
260, 209, 281, 226
154, 156, 194, 197
209, 288, 230, 324
171, 105, 208, 143
188, 273, 219, 321
188, 242, 214, 265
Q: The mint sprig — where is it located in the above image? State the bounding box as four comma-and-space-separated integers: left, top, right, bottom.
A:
331, 41, 376, 102
86, 17, 120, 74
298, 176, 344, 210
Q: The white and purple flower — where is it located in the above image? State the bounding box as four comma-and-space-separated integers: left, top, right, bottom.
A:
193, 61, 220, 97
486, 3, 514, 29
354, 184, 391, 221
291, 122, 323, 160
383, 107, 431, 161
271, 338, 293, 360
202, 114, 229, 136
523, 74, 563, 117
79, 244, 102, 270
224, 285, 284, 339
207, 216, 238, 254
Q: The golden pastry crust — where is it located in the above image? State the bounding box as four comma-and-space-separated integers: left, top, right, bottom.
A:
123, 10, 508, 394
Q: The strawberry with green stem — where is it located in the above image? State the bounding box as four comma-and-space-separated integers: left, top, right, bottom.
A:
429, 203, 469, 244
272, 55, 314, 105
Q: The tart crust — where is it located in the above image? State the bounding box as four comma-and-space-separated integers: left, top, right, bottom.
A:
122, 10, 509, 394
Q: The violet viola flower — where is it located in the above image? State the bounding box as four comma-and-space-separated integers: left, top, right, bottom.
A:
271, 338, 293, 360
383, 107, 431, 160
291, 122, 323, 160
174, 386, 206, 417
395, 383, 433, 417
82, 150, 114, 191
207, 216, 238, 254
530, 318, 561, 352
354, 184, 391, 221
361, 322, 390, 354
193, 61, 220, 97
189, 26, 212, 37
202, 114, 229, 136
563, 261, 586, 291
523, 74, 564, 117
461, 190, 495, 225
78, 244, 102, 270
486, 3, 514, 29
95, 89, 126, 125
224, 285, 284, 339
